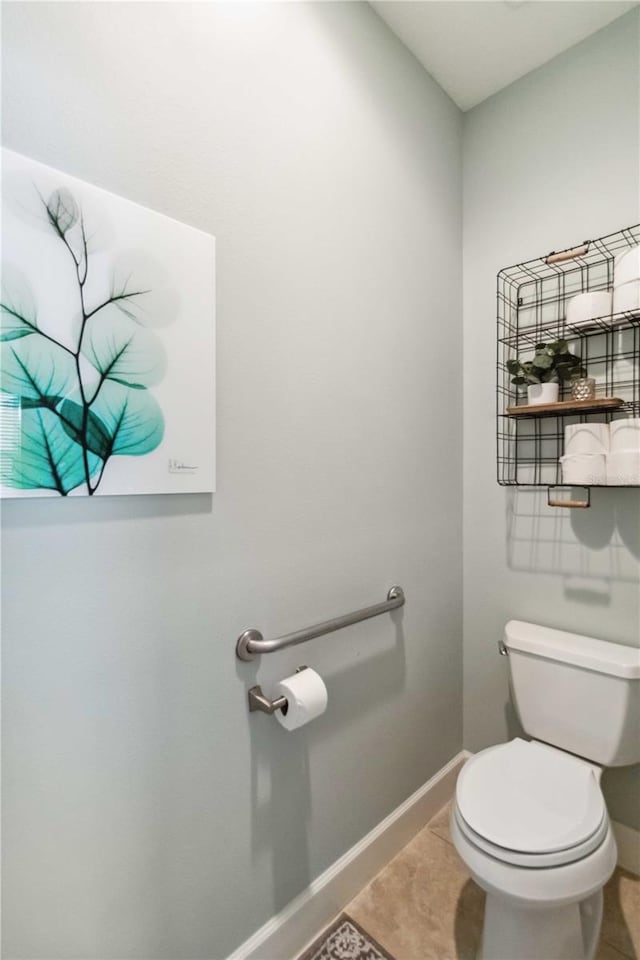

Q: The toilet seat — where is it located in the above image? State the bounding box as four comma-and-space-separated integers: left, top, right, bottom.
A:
453, 804, 608, 868
450, 807, 617, 910
455, 739, 607, 868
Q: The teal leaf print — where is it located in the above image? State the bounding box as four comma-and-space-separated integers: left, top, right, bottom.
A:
90, 380, 164, 457
2, 406, 100, 494
1, 266, 39, 341
45, 188, 79, 235
108, 252, 179, 328
1, 336, 76, 403
20, 395, 64, 410
1, 183, 167, 496
82, 309, 166, 391
58, 398, 112, 460
0, 305, 37, 342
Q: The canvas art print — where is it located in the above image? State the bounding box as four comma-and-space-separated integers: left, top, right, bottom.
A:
1, 149, 215, 497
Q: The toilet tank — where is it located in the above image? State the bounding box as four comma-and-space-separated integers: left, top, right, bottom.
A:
504, 621, 640, 766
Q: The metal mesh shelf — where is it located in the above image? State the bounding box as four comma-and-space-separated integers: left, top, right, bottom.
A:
497, 225, 640, 488
498, 310, 640, 349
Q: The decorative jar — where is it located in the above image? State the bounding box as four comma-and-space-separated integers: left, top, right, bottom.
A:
571, 378, 597, 402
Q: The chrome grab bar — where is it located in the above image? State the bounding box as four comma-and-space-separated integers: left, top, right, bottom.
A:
235, 585, 405, 661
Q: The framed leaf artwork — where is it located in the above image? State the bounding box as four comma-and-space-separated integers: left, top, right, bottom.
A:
1, 149, 215, 497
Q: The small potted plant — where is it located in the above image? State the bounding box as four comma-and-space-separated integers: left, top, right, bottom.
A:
506, 340, 585, 405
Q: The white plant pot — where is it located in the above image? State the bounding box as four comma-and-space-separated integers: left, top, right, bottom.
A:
527, 382, 559, 405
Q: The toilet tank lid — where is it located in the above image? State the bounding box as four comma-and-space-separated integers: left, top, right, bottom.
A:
504, 620, 640, 679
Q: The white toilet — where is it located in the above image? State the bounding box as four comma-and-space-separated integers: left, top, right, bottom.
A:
450, 620, 640, 960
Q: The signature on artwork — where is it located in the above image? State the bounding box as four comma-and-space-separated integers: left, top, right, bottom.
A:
168, 458, 198, 474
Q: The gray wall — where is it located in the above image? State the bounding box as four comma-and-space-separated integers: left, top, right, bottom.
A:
1, 3, 463, 957
463, 11, 640, 830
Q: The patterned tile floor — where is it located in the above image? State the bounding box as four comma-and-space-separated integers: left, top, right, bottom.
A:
307, 802, 640, 960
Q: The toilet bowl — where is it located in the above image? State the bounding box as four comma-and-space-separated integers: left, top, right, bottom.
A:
450, 739, 617, 960
450, 622, 640, 960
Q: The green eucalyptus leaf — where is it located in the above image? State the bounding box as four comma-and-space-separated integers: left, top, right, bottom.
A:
558, 353, 581, 366
0, 405, 99, 494
82, 310, 166, 390
58, 399, 112, 460
0, 309, 36, 342
533, 352, 553, 370
1, 266, 39, 342
89, 380, 164, 457
106, 252, 179, 329
46, 188, 79, 235
20, 395, 63, 410
1, 336, 76, 403
511, 339, 584, 388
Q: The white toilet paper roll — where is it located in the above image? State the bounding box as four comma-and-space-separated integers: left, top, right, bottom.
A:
564, 423, 609, 456
609, 418, 640, 453
560, 454, 606, 485
565, 291, 612, 327
607, 451, 640, 485
274, 667, 328, 730
613, 279, 640, 315
614, 245, 640, 287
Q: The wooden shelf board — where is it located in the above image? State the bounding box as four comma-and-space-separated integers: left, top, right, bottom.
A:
506, 397, 624, 418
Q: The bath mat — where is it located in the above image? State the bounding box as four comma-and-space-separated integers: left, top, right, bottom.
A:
297, 913, 395, 960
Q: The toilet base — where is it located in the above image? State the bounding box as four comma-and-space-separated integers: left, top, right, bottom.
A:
479, 889, 603, 960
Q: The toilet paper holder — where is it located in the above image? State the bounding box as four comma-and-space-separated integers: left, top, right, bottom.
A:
547, 486, 591, 509
248, 666, 308, 715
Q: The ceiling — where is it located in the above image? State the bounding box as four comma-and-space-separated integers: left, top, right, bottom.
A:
371, 1, 638, 111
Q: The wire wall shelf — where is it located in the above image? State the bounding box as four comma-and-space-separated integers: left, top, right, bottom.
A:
497, 224, 640, 498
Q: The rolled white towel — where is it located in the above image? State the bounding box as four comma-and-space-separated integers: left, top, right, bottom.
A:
614, 244, 640, 287
566, 291, 612, 327
606, 451, 640, 486
613, 279, 640, 315
560, 454, 607, 486
564, 422, 609, 456
609, 418, 640, 453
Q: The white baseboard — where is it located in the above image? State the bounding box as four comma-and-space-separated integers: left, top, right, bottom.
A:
226, 750, 468, 960
612, 820, 640, 876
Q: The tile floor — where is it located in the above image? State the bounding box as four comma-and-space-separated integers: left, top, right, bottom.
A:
340, 803, 640, 960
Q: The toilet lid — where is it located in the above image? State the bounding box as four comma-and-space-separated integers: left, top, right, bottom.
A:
456, 739, 605, 854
